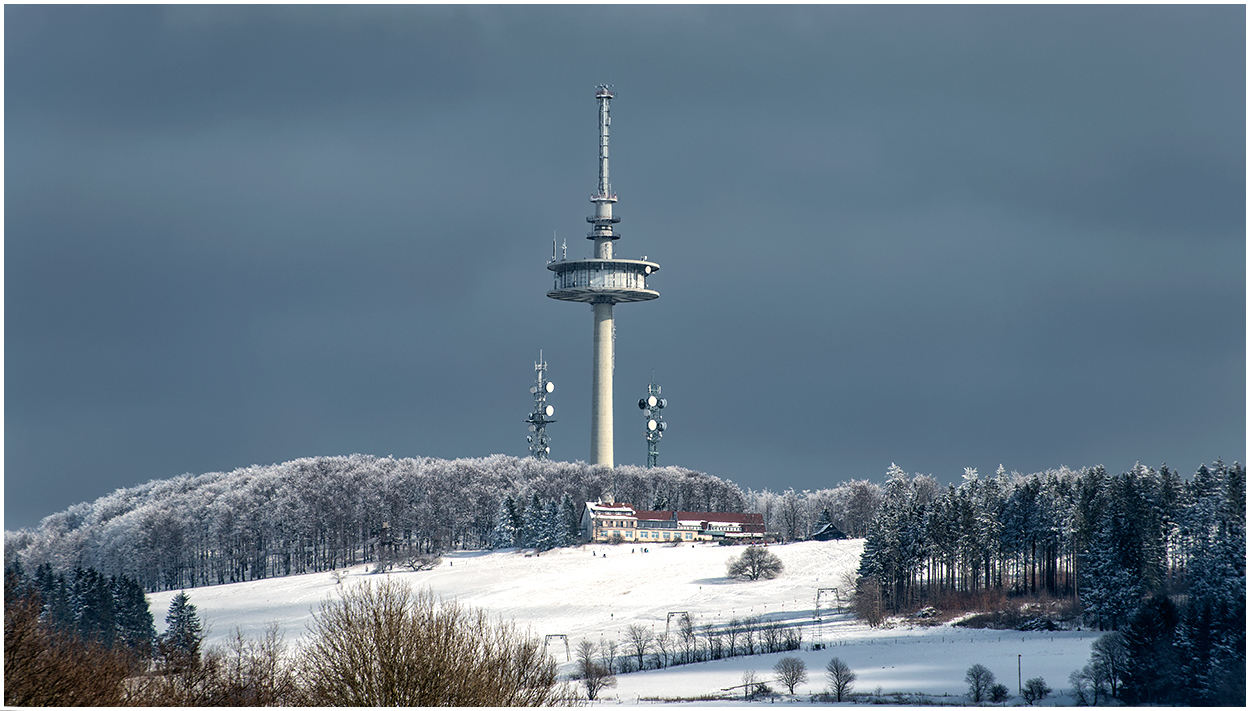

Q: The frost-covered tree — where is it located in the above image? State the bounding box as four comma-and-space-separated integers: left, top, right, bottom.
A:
559, 493, 582, 545
489, 496, 519, 549
520, 493, 546, 550
1081, 473, 1163, 630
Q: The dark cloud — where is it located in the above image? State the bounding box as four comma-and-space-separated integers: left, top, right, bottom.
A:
4, 5, 1244, 529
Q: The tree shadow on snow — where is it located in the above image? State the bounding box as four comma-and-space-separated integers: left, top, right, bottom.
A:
691, 577, 736, 585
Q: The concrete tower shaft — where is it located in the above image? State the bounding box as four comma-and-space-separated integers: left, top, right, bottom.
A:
591, 302, 614, 464
547, 85, 659, 468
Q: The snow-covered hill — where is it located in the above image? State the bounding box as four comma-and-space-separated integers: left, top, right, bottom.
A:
148, 540, 1101, 703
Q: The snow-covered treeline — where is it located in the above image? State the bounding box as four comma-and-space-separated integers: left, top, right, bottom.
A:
744, 480, 885, 541
854, 460, 1245, 629
4, 454, 746, 592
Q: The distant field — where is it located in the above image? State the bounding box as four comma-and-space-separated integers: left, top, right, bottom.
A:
149, 540, 1100, 704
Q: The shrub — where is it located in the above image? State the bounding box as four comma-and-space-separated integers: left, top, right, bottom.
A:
989, 682, 1010, 702
126, 623, 301, 706
299, 579, 574, 706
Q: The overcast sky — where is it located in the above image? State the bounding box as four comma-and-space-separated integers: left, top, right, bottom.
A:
4, 4, 1245, 530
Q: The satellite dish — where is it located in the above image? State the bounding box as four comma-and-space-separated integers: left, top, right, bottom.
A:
545, 405, 555, 416
644, 265, 652, 275
546, 381, 555, 393
658, 421, 667, 431
658, 398, 667, 409
638, 399, 647, 409
647, 395, 657, 407
528, 425, 537, 432
530, 386, 538, 394
545, 446, 551, 453
526, 435, 533, 442
648, 419, 657, 431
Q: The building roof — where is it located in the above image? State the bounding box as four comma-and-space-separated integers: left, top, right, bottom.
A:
584, 503, 763, 529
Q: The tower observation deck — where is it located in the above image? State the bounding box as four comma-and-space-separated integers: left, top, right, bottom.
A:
547, 85, 659, 467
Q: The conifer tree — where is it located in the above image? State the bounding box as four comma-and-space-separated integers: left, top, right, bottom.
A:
113, 576, 156, 658
489, 496, 519, 549
560, 493, 582, 544
158, 590, 204, 672
521, 493, 550, 550
1119, 594, 1180, 704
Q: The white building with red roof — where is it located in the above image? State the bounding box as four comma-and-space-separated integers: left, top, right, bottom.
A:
580, 501, 765, 544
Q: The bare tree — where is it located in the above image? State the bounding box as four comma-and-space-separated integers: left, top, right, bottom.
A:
677, 616, 698, 664
1022, 677, 1051, 705
403, 551, 443, 572
598, 639, 620, 675
575, 639, 616, 701
624, 624, 653, 672
704, 626, 725, 660
726, 617, 743, 657
741, 670, 760, 701
4, 591, 132, 706
965, 663, 996, 703
727, 546, 784, 581
128, 623, 302, 706
299, 579, 574, 706
1089, 630, 1127, 699
826, 656, 857, 701
653, 632, 672, 669
852, 575, 886, 627
742, 616, 761, 655
774, 656, 807, 695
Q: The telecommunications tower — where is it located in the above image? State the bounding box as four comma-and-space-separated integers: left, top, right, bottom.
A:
639, 378, 667, 467
525, 352, 555, 459
547, 85, 659, 467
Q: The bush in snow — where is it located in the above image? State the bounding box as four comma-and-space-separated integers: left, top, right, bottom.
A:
299, 579, 574, 705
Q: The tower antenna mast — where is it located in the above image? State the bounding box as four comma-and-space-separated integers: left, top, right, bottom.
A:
640, 376, 667, 467
546, 85, 660, 467
525, 352, 556, 459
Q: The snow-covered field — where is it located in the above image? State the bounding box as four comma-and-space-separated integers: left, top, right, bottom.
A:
147, 540, 1101, 704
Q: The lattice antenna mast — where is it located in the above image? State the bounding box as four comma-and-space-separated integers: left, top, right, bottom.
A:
525, 352, 556, 459
639, 376, 667, 467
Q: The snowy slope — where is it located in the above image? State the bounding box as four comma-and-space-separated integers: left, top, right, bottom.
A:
147, 540, 1101, 703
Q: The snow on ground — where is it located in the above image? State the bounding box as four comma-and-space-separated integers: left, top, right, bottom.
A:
147, 540, 1101, 704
